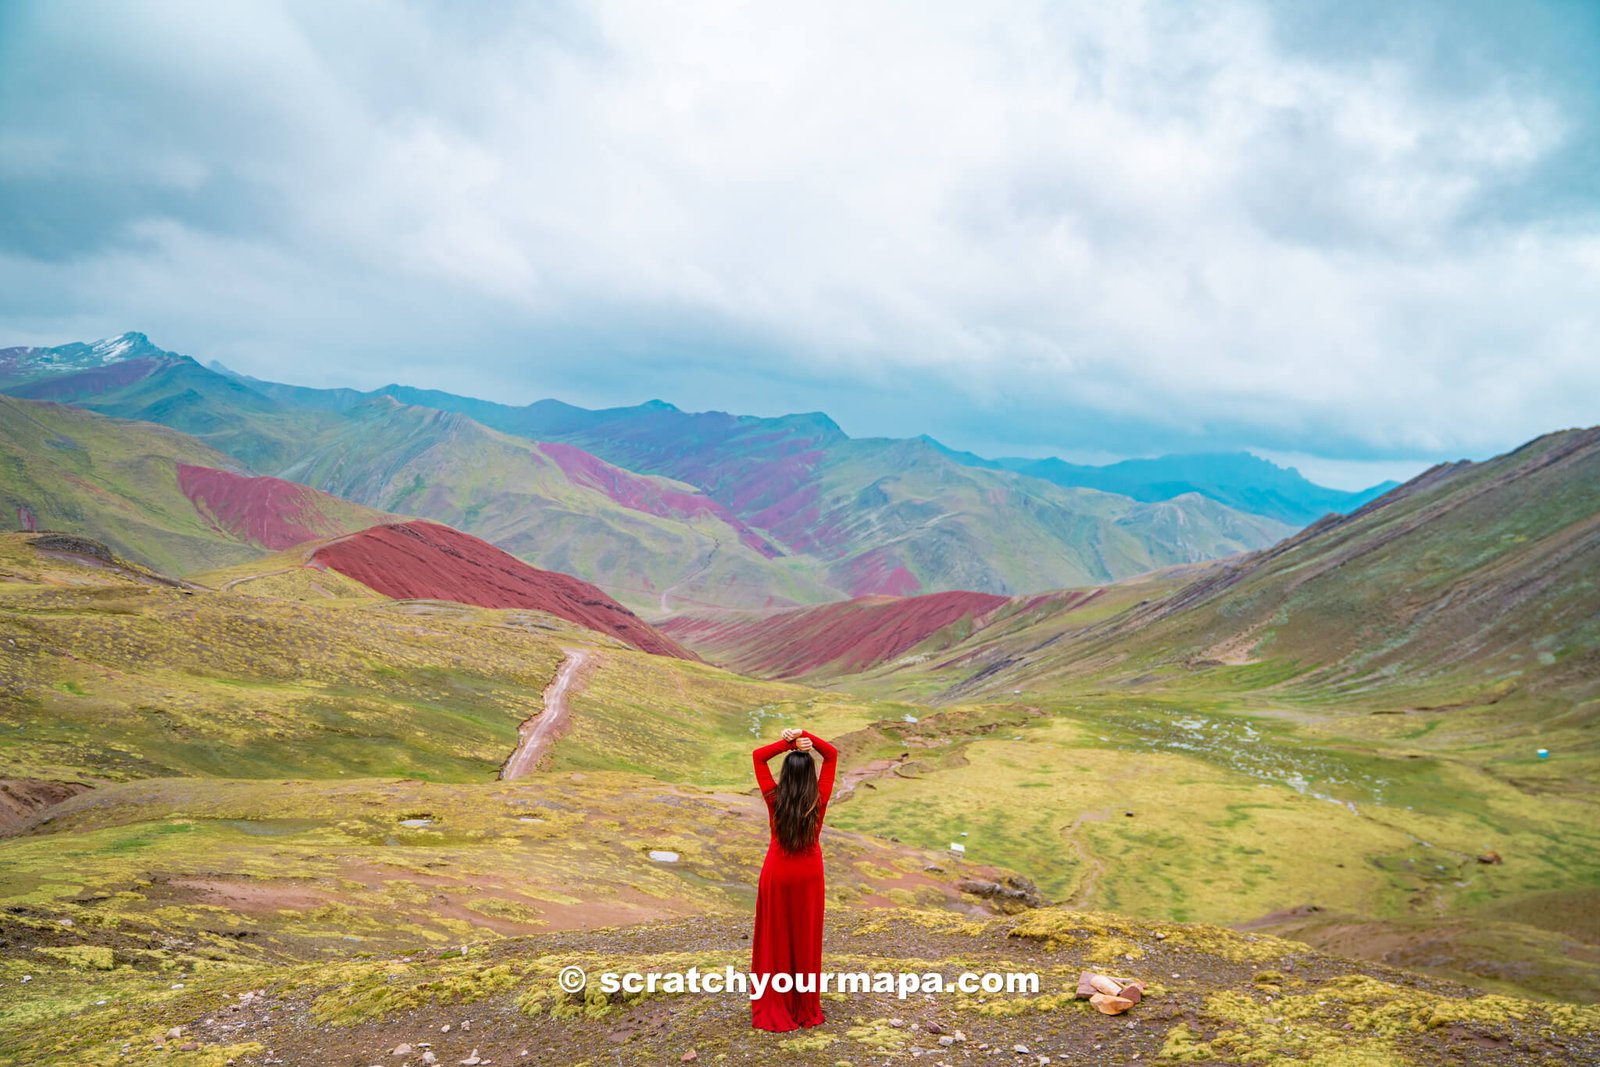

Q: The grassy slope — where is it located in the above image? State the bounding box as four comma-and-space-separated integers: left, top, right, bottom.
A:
0, 398, 376, 577
826, 702, 1600, 1001
0, 528, 956, 892
0, 534, 566, 782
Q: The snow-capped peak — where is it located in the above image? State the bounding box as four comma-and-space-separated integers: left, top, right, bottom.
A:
89, 331, 152, 364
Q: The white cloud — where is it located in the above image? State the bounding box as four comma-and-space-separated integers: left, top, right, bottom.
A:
0, 0, 1595, 462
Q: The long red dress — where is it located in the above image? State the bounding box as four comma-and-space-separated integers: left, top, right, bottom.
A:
750, 730, 837, 1031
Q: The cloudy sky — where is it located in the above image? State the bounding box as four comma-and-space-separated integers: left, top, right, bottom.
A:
2, 0, 1596, 488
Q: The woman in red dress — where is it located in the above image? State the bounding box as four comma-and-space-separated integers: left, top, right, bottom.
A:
750, 727, 838, 1031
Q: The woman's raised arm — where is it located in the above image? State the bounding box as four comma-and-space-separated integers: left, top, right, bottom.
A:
798, 730, 838, 816
752, 736, 793, 799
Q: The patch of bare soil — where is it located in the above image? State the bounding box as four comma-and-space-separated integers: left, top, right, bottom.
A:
0, 778, 92, 836
163, 877, 337, 915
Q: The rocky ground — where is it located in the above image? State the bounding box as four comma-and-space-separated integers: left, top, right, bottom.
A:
5, 905, 1596, 1066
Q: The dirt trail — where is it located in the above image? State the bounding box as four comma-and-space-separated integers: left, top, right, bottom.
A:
832, 754, 918, 802
1063, 808, 1112, 906
1061, 760, 1141, 908
499, 648, 594, 780
217, 538, 345, 592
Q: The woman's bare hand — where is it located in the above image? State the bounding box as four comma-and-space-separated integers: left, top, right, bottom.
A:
781, 728, 801, 742
795, 736, 814, 752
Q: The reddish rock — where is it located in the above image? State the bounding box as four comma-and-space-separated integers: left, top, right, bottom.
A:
177, 463, 351, 550
313, 521, 696, 659
661, 589, 1011, 678
1090, 992, 1134, 1015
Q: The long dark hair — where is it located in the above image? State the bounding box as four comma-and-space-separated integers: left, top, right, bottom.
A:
772, 749, 820, 853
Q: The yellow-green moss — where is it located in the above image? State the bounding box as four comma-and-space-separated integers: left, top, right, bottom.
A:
1165, 970, 1599, 1064
853, 907, 992, 938
844, 1018, 911, 1052
958, 991, 1082, 1018
309, 960, 524, 1025
1008, 906, 1298, 965
34, 945, 115, 970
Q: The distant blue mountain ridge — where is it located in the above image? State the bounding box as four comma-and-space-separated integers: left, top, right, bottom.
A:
919, 437, 1396, 526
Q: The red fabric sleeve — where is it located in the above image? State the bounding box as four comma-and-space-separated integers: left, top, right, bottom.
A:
799, 731, 838, 821
752, 738, 793, 803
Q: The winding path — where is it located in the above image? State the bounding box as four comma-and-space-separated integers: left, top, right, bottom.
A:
500, 648, 594, 780
218, 534, 359, 593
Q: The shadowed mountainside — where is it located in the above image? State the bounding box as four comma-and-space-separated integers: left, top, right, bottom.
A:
916, 424, 1600, 713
